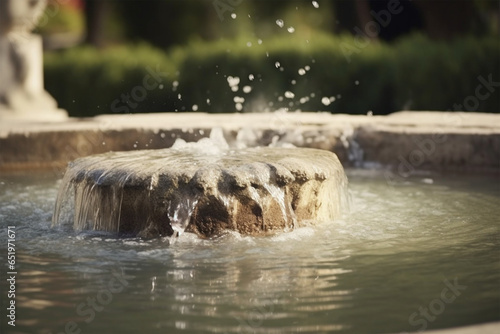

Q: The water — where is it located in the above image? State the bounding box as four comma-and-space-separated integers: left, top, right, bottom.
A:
52, 129, 348, 239
0, 169, 499, 334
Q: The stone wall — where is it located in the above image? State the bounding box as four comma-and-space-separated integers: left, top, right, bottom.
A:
1, 111, 499, 173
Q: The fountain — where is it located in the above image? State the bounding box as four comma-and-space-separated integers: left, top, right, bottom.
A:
0, 2, 498, 333
52, 129, 349, 238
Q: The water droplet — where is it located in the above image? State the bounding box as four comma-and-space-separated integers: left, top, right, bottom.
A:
367, 110, 373, 116
355, 80, 359, 85
178, 93, 182, 100
298, 68, 306, 75
287, 27, 295, 33
233, 96, 245, 103
160, 133, 166, 138
231, 13, 237, 19
278, 96, 284, 102
192, 104, 198, 111
321, 97, 331, 106
246, 41, 252, 47
227, 76, 240, 87
284, 91, 295, 99
330, 96, 336, 102
312, 1, 319, 8
291, 80, 296, 85
257, 39, 263, 45
206, 98, 211, 105
305, 65, 311, 71
275, 61, 281, 68
276, 19, 284, 28
243, 86, 252, 93
248, 74, 254, 81
159, 84, 164, 89
235, 103, 243, 111
231, 86, 239, 92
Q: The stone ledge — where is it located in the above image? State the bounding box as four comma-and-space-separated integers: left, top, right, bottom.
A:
1, 111, 499, 173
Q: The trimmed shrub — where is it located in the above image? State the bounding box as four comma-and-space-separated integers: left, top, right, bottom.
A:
44, 34, 499, 117
392, 35, 499, 112
44, 44, 177, 117
173, 34, 396, 114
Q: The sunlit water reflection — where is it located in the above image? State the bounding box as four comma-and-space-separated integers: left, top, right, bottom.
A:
0, 169, 498, 334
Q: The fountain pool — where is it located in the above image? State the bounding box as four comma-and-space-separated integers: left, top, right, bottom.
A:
0, 168, 498, 334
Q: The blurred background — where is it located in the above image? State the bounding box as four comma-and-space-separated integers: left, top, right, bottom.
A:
38, 0, 499, 116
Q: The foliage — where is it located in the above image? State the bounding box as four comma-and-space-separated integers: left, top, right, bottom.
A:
44, 33, 500, 116
44, 44, 177, 117
35, 0, 84, 35
392, 35, 500, 111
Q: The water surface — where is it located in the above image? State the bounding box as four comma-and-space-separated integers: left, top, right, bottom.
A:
0, 169, 499, 334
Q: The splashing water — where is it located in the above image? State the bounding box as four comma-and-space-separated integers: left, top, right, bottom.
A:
53, 128, 349, 239
168, 195, 199, 238
53, 128, 348, 238
53, 129, 230, 238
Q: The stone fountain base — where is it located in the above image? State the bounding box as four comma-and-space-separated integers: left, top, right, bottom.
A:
53, 143, 348, 238
2, 112, 499, 173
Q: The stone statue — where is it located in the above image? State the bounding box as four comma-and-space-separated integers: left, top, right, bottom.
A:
0, 0, 66, 120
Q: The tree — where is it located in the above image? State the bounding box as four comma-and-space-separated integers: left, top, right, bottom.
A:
84, 0, 108, 46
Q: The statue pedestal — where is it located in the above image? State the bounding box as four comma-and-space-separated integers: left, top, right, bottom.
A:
0, 34, 67, 121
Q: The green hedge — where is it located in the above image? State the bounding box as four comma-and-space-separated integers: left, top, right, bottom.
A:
392, 35, 499, 111
44, 34, 499, 117
44, 44, 177, 117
